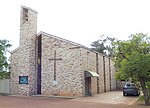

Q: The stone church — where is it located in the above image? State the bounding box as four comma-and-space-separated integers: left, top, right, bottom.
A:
10, 6, 116, 97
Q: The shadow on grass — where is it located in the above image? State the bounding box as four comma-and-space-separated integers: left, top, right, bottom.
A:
133, 96, 150, 107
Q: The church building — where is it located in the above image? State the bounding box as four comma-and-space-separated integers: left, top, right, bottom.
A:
10, 6, 116, 97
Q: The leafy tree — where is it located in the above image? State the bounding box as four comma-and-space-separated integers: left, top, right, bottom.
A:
91, 35, 116, 57
114, 33, 150, 105
0, 72, 10, 79
0, 39, 11, 79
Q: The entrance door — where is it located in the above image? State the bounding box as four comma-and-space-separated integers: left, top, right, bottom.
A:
85, 77, 92, 96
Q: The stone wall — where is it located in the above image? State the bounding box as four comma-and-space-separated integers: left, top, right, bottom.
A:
41, 34, 84, 97
10, 49, 19, 94
110, 59, 116, 90
10, 6, 37, 95
97, 55, 105, 93
79, 48, 97, 95
105, 57, 111, 92
79, 48, 116, 95
10, 48, 30, 95
40, 33, 117, 97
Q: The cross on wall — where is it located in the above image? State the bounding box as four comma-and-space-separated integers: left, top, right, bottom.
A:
49, 50, 62, 81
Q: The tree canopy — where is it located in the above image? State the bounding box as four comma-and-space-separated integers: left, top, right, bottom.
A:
114, 33, 150, 105
91, 35, 116, 57
91, 33, 150, 105
0, 39, 11, 79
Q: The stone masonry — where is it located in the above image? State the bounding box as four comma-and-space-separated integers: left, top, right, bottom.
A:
41, 34, 83, 96
40, 32, 116, 96
10, 6, 37, 95
10, 6, 116, 97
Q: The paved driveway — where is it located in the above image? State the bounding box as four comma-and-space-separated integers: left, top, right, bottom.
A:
73, 91, 139, 105
0, 91, 144, 108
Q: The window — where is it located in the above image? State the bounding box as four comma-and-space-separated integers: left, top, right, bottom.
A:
22, 8, 28, 23
19, 76, 28, 84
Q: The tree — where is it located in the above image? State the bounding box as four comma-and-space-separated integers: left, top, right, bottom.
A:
0, 39, 11, 79
91, 35, 116, 57
114, 33, 150, 105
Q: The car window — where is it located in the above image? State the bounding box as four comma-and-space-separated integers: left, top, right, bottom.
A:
130, 83, 135, 86
125, 83, 135, 86
126, 83, 130, 86
126, 83, 131, 86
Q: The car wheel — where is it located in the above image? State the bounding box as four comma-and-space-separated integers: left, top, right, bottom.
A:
123, 93, 126, 96
136, 93, 140, 96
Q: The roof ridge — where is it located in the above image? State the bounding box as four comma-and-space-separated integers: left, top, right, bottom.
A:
38, 31, 108, 58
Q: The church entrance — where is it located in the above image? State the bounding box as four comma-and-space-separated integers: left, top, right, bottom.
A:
85, 77, 92, 96
84, 71, 99, 96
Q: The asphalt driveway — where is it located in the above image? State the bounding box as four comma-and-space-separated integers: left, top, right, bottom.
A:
0, 91, 144, 108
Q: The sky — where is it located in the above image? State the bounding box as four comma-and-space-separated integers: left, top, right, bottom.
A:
0, 0, 150, 51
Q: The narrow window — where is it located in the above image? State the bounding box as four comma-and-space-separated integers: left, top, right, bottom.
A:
103, 56, 106, 92
37, 35, 42, 94
96, 53, 99, 94
23, 8, 28, 23
109, 58, 111, 91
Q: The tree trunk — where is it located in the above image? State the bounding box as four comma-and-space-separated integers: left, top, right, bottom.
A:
139, 77, 150, 105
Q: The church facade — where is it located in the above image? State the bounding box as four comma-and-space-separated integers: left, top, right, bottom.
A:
10, 6, 116, 97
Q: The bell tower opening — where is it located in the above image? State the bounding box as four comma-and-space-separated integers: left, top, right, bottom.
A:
22, 8, 28, 23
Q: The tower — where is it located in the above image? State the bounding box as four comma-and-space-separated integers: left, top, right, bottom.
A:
18, 6, 38, 95
20, 6, 37, 47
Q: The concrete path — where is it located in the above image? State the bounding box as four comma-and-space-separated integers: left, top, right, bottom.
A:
0, 91, 144, 108
73, 91, 139, 105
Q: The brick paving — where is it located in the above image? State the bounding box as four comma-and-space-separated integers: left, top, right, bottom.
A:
0, 91, 148, 108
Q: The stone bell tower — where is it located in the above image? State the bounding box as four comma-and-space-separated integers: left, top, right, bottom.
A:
20, 6, 37, 47
18, 6, 38, 95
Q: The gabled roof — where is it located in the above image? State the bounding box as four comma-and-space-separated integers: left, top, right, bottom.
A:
11, 31, 110, 58
21, 5, 38, 14
38, 31, 108, 58
38, 31, 86, 47
10, 47, 19, 54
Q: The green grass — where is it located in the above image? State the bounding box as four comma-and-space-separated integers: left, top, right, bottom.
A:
138, 95, 144, 101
